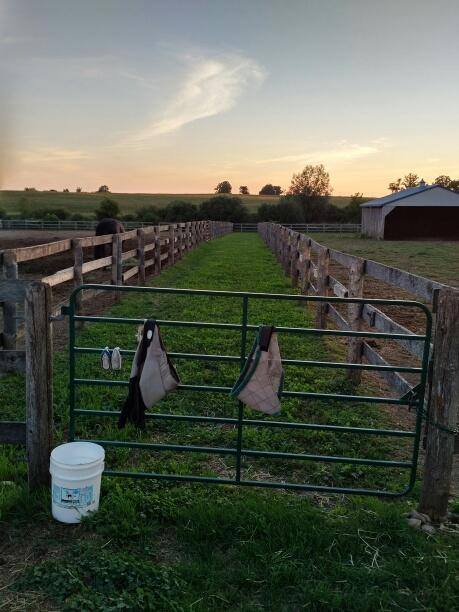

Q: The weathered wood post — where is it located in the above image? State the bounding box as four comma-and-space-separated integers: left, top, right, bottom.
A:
168, 224, 175, 266
137, 228, 145, 285
347, 258, 366, 383
111, 234, 122, 302
154, 227, 162, 275
3, 250, 18, 349
315, 246, 330, 328
72, 238, 83, 314
25, 281, 53, 489
419, 288, 459, 522
299, 237, 312, 311
290, 232, 301, 288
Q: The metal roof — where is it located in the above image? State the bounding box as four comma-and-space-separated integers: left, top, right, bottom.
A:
360, 184, 453, 208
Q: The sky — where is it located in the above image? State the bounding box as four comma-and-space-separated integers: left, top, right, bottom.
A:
1, 0, 458, 196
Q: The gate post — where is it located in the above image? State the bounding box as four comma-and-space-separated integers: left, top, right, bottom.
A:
25, 281, 53, 489
419, 288, 459, 522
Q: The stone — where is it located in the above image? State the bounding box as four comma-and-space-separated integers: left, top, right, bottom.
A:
421, 523, 436, 535
407, 518, 422, 529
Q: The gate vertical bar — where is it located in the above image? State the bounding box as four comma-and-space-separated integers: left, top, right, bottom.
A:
69, 292, 76, 441
235, 295, 249, 482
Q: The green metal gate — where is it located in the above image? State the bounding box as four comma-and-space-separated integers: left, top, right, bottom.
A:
65, 284, 432, 497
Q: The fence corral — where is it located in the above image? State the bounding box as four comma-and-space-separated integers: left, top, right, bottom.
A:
0, 220, 232, 488
259, 222, 459, 521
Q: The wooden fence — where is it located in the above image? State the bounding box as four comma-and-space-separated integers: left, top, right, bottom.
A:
0, 220, 232, 350
0, 220, 231, 487
259, 222, 459, 521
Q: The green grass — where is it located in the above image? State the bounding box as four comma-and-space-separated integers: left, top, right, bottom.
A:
0, 234, 457, 610
312, 233, 459, 287
0, 190, 352, 216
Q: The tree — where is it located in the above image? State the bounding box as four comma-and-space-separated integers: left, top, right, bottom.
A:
434, 175, 452, 188
402, 173, 419, 188
287, 165, 332, 199
214, 181, 232, 194
388, 178, 402, 193
98, 185, 110, 193
259, 184, 282, 196
95, 198, 120, 220
63, 188, 69, 193
342, 192, 370, 222
199, 196, 247, 222
449, 180, 459, 193
76, 186, 82, 193
239, 185, 249, 195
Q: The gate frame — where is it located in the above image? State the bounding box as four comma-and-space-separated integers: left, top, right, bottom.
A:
65, 283, 432, 498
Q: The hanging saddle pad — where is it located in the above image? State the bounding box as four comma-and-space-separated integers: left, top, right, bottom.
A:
230, 325, 284, 415
118, 320, 180, 429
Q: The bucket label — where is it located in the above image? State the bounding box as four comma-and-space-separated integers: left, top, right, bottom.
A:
52, 484, 94, 509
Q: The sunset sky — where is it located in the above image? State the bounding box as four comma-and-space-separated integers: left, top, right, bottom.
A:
1, 0, 458, 196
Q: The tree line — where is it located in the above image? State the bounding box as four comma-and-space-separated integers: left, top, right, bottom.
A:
388, 173, 459, 192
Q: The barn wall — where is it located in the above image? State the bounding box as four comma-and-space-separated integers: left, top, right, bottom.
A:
361, 208, 383, 238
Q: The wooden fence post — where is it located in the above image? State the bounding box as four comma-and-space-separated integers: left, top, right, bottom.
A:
154, 227, 162, 275
419, 288, 459, 522
299, 237, 312, 298
347, 258, 366, 384
72, 238, 83, 313
111, 234, 122, 301
315, 246, 330, 328
168, 224, 175, 266
3, 250, 18, 349
290, 233, 301, 288
137, 229, 145, 284
25, 282, 53, 489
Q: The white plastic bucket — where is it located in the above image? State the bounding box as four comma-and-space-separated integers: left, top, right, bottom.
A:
50, 442, 105, 524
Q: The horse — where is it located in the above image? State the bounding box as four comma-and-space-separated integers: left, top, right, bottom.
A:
94, 218, 125, 260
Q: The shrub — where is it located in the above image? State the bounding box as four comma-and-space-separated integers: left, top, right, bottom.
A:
0, 208, 8, 219
199, 196, 248, 222
162, 200, 199, 222
34, 207, 69, 220
70, 213, 85, 221
96, 198, 120, 220
121, 213, 137, 222
135, 205, 161, 224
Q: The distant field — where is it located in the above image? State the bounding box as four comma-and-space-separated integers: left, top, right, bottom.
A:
0, 190, 352, 216
311, 232, 459, 287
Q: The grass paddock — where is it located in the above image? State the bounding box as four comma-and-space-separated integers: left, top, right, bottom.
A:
0, 234, 457, 610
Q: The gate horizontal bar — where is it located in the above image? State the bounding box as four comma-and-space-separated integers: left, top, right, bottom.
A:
73, 315, 425, 341
73, 346, 422, 373
74, 409, 415, 437
76, 438, 411, 468
71, 283, 431, 316
73, 378, 412, 404
102, 469, 409, 497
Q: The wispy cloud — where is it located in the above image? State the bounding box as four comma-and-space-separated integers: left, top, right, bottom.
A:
129, 54, 265, 142
19, 148, 91, 163
256, 139, 389, 165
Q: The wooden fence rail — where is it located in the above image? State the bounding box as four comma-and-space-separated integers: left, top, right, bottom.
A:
259, 222, 459, 521
0, 221, 232, 349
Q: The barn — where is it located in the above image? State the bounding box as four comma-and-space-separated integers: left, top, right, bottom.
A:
361, 181, 459, 239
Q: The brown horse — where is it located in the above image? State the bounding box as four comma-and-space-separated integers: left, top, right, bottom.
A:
94, 218, 125, 260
